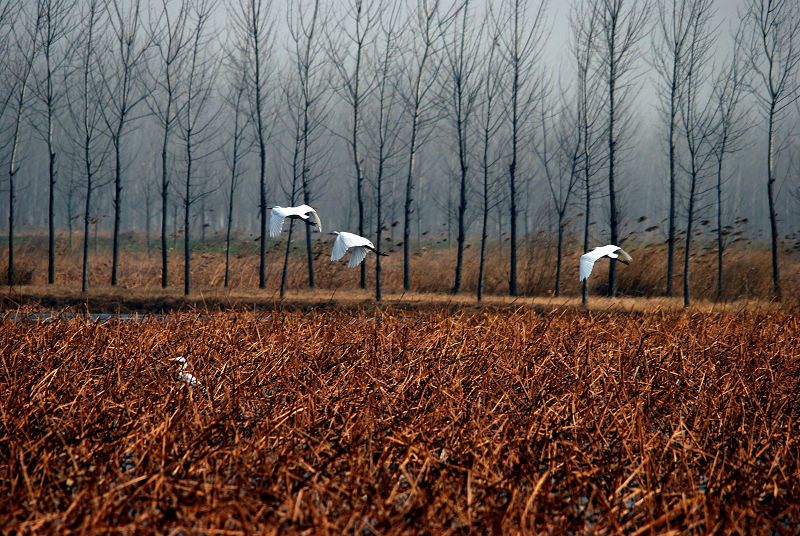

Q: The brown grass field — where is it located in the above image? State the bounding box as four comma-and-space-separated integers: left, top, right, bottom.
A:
3, 231, 799, 303
2, 305, 799, 534
1, 235, 799, 533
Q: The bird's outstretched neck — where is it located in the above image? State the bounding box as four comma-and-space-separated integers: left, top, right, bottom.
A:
366, 245, 387, 256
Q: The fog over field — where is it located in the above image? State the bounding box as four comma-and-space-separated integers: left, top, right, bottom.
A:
1, 0, 798, 298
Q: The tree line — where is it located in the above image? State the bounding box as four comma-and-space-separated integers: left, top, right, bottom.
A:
1, 0, 799, 304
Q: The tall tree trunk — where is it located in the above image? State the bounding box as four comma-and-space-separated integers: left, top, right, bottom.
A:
82, 180, 91, 292
6, 43, 33, 286
582, 182, 590, 304
453, 117, 468, 294
509, 160, 517, 296
255, 29, 267, 289
282, 123, 302, 298
258, 143, 267, 289
225, 190, 234, 287
184, 146, 192, 296
301, 114, 315, 288
403, 120, 420, 291
280, 221, 294, 298
766, 102, 780, 299
402, 3, 434, 292
111, 144, 122, 286
161, 113, 170, 287
47, 109, 56, 285
508, 2, 521, 297
555, 218, 564, 296
356, 131, 366, 290
224, 121, 240, 288
607, 25, 618, 298
478, 110, 490, 301
716, 157, 723, 300
350, 10, 366, 290
7, 171, 14, 286
7, 101, 27, 287
683, 170, 697, 307
376, 169, 383, 301
666, 58, 678, 296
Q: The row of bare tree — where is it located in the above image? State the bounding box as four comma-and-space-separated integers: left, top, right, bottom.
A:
1, 0, 799, 303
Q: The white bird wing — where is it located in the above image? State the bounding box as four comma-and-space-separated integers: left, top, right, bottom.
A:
579, 251, 600, 281
579, 245, 631, 281
269, 207, 288, 238
293, 204, 313, 215
304, 208, 322, 232
349, 246, 367, 267
331, 232, 349, 261
331, 232, 374, 266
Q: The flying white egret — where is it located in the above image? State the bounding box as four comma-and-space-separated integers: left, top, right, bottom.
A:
329, 231, 387, 267
172, 356, 201, 387
579, 245, 633, 281
268, 205, 322, 238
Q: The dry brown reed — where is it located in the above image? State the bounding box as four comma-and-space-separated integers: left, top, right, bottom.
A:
5, 232, 799, 303
2, 306, 799, 533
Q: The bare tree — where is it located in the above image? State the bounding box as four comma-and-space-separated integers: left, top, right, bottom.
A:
287, 0, 330, 288
367, 1, 403, 301
401, 0, 446, 291
496, 0, 548, 296
279, 82, 304, 298
653, 0, 712, 297
597, 0, 650, 297
744, 0, 800, 300
570, 0, 603, 305
710, 32, 748, 300
66, 0, 111, 292
0, 2, 19, 151
177, 0, 219, 295
222, 48, 253, 288
678, 1, 715, 307
100, 0, 148, 286
441, 0, 481, 294
31, 0, 74, 284
5, 2, 40, 286
535, 89, 581, 297
326, 0, 380, 289
147, 0, 192, 288
476, 28, 503, 301
230, 0, 275, 289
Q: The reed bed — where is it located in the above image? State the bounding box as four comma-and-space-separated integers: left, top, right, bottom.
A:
5, 232, 800, 302
2, 306, 799, 534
